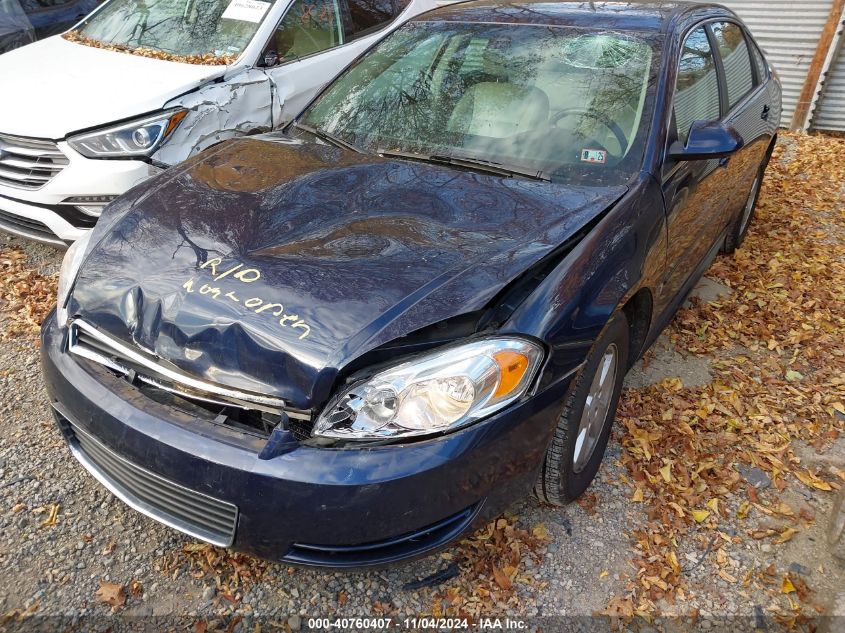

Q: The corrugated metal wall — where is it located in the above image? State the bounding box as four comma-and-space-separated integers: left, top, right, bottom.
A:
811, 18, 845, 131
719, 0, 834, 126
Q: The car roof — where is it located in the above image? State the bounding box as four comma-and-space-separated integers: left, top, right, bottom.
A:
415, 0, 733, 33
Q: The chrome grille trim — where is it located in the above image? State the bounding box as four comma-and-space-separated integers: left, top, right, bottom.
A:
0, 134, 69, 190
67, 319, 311, 421
61, 412, 238, 546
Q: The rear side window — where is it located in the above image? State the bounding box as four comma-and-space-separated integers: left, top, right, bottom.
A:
345, 0, 408, 38
271, 0, 344, 60
749, 38, 768, 80
674, 26, 721, 144
711, 21, 756, 109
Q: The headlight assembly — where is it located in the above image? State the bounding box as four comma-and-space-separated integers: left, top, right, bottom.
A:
314, 338, 544, 441
67, 109, 188, 158
56, 229, 93, 327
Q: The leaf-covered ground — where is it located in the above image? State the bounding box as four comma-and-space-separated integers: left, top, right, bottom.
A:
608, 132, 845, 627
0, 133, 842, 630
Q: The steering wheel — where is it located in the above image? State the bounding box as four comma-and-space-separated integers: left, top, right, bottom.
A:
550, 108, 628, 157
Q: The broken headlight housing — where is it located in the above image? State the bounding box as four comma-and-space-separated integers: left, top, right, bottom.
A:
67, 109, 188, 158
56, 229, 93, 327
314, 338, 544, 441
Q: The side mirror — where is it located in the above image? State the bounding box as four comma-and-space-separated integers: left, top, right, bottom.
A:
669, 121, 744, 161
259, 50, 279, 68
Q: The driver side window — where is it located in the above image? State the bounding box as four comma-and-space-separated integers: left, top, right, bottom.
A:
673, 26, 721, 145
268, 0, 343, 62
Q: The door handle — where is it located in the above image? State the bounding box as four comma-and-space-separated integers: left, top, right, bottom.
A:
761, 105, 771, 120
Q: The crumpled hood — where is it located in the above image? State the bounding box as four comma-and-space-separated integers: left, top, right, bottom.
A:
70, 137, 626, 409
0, 36, 225, 139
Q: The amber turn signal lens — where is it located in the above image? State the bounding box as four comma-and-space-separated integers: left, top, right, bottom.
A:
492, 350, 530, 398
164, 110, 189, 138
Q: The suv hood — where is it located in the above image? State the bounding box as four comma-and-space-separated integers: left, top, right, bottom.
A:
69, 137, 626, 409
0, 36, 225, 139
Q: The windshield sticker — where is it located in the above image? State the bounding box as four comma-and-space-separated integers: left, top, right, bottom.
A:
580, 149, 607, 165
181, 257, 312, 340
221, 0, 271, 23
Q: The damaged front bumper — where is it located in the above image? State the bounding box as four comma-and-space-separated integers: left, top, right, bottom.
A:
41, 311, 570, 567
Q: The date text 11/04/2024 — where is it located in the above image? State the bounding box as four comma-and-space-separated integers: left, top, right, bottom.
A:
306, 618, 528, 629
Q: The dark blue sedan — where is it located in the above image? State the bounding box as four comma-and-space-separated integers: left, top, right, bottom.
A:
42, 0, 781, 567
0, 0, 99, 53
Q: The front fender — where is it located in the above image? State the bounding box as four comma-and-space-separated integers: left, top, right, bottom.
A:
500, 173, 666, 392
155, 69, 273, 165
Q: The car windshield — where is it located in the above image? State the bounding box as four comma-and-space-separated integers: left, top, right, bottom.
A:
67, 0, 275, 64
300, 21, 661, 185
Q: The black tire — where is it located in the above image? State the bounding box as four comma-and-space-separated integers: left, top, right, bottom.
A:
534, 312, 629, 506
724, 162, 766, 254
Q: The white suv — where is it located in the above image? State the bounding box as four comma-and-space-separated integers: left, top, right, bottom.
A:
0, 0, 435, 245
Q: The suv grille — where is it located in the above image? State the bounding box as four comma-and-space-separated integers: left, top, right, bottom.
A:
0, 134, 69, 190
60, 412, 239, 546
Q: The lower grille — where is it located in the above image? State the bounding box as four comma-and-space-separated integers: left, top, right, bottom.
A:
61, 413, 238, 546
283, 503, 481, 567
0, 133, 69, 190
0, 208, 62, 244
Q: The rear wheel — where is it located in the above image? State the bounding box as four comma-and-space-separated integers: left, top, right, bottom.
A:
724, 163, 765, 254
534, 312, 629, 505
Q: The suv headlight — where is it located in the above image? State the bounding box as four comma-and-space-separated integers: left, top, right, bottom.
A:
67, 109, 188, 158
314, 338, 544, 441
56, 229, 93, 327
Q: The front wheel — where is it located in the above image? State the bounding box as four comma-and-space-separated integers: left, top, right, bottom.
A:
534, 312, 629, 506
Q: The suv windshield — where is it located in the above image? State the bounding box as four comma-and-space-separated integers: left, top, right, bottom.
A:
67, 0, 274, 64
300, 21, 661, 185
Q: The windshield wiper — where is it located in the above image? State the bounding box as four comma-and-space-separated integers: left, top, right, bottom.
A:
293, 123, 363, 154
377, 149, 549, 182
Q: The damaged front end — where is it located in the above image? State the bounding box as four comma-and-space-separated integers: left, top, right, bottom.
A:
58, 137, 625, 449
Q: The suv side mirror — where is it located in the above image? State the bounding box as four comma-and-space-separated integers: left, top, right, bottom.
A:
259, 50, 280, 68
669, 121, 744, 161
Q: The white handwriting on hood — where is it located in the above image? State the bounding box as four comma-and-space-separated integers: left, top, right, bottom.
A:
180, 257, 311, 340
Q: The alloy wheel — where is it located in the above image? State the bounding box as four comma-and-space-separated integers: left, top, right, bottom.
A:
572, 343, 618, 473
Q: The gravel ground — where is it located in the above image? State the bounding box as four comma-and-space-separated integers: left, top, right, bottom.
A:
0, 137, 843, 632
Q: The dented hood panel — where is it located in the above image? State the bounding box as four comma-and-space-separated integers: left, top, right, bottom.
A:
0, 36, 225, 139
70, 137, 626, 409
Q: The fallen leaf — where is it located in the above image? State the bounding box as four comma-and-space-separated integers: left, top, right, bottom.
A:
774, 527, 798, 544
492, 566, 512, 590
532, 523, 550, 540
128, 579, 143, 598
95, 581, 126, 609
40, 504, 59, 527
785, 370, 803, 382
795, 470, 833, 491
782, 576, 796, 594
691, 509, 711, 523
